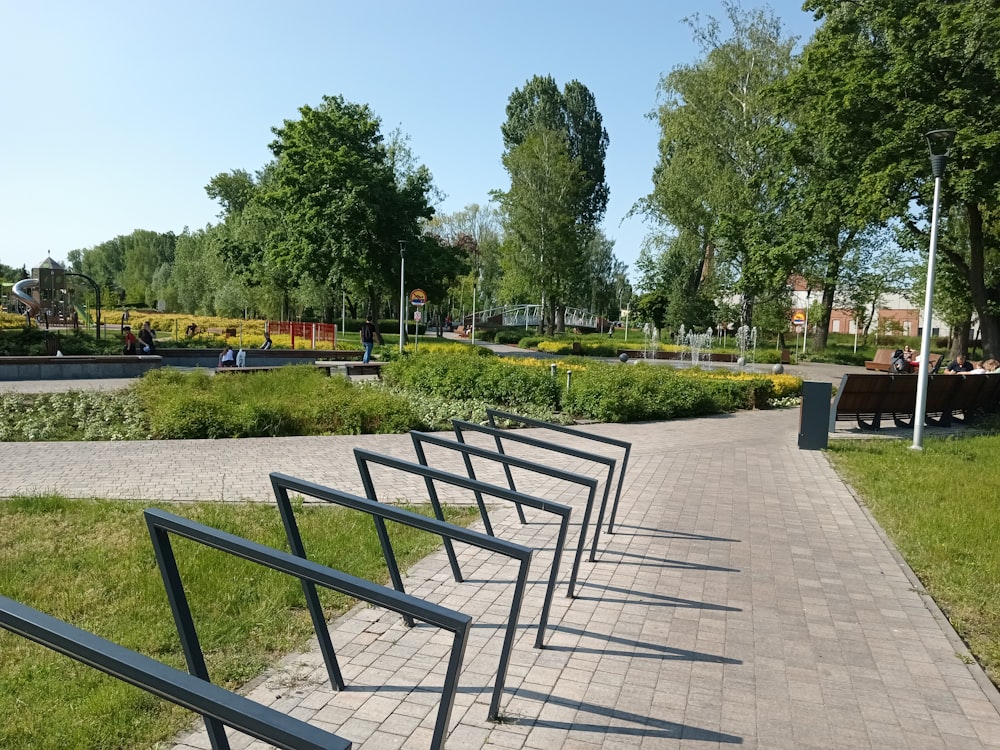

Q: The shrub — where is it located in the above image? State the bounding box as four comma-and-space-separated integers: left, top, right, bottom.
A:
494, 329, 524, 345
561, 362, 784, 422
344, 387, 420, 434
137, 366, 419, 438
382, 350, 560, 409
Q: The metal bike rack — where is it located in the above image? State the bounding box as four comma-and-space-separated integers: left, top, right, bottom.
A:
268, 472, 532, 722
409, 429, 598, 598
0, 595, 351, 750
452, 419, 616, 561
144, 508, 470, 750
486, 409, 633, 534
351, 449, 571, 651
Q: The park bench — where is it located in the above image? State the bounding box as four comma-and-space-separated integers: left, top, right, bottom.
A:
830, 372, 1000, 431
864, 348, 942, 373
314, 360, 385, 379
863, 348, 895, 371
214, 366, 278, 374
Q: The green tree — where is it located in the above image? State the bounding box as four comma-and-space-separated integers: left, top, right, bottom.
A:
499, 76, 611, 332
802, 0, 1000, 357
263, 95, 436, 317
172, 227, 229, 315
501, 76, 610, 226
641, 3, 798, 329
425, 203, 503, 313
496, 128, 584, 334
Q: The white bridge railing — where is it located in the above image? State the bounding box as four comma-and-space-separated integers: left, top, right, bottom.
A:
467, 305, 599, 329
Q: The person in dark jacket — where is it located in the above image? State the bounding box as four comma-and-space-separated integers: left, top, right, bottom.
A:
359, 316, 384, 364
946, 354, 974, 373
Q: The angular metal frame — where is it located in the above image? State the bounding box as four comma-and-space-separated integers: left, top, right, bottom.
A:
453, 418, 616, 561
352, 449, 571, 651
144, 508, 470, 750
486, 409, 632, 534
268, 472, 532, 721
0, 595, 351, 750
409, 429, 598, 598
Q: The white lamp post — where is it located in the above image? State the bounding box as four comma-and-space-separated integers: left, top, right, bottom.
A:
398, 240, 406, 353
912, 129, 956, 450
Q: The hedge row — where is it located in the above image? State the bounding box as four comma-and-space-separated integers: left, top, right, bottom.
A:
135, 367, 419, 439
382, 348, 561, 409
561, 361, 779, 422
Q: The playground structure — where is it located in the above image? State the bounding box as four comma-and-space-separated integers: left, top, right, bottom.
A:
7, 258, 102, 337
11, 277, 40, 318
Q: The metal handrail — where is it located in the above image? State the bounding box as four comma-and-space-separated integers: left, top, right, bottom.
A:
409, 430, 598, 598
0, 595, 351, 750
487, 409, 633, 534
268, 472, 532, 723
453, 418, 616, 561
144, 508, 470, 750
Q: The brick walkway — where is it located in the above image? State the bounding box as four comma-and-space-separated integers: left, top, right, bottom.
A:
58, 408, 986, 750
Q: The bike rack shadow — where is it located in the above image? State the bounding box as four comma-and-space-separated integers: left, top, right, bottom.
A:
487, 409, 632, 533
268, 471, 532, 722
409, 429, 598, 598
0, 595, 351, 750
144, 508, 470, 750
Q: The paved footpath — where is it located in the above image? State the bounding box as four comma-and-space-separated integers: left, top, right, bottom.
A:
2, 386, 999, 748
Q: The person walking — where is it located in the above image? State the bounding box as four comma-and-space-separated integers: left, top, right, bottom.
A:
359, 316, 383, 364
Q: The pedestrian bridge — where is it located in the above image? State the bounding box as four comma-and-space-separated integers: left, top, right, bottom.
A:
464, 305, 600, 330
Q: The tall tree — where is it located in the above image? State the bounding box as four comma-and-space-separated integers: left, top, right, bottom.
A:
802, 0, 1000, 357
640, 3, 798, 328
501, 76, 610, 226
263, 95, 436, 316
496, 128, 584, 334
499, 76, 610, 331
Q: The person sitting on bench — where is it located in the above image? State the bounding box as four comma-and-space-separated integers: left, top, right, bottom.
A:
946, 353, 974, 374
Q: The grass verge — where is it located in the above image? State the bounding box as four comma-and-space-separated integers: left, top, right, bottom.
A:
828, 431, 1000, 687
0, 494, 479, 750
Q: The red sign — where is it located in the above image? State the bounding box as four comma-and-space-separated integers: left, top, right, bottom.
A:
408, 288, 428, 306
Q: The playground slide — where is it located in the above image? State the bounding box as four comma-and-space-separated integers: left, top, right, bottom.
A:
12, 278, 40, 317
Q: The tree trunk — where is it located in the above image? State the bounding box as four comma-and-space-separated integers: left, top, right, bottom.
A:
555, 304, 565, 334
961, 203, 1000, 359
950, 320, 971, 358
814, 282, 836, 351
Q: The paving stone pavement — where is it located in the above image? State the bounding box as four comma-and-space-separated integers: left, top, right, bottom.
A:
65, 408, 987, 750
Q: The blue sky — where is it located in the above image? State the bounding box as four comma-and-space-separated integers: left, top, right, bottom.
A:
0, 1, 818, 279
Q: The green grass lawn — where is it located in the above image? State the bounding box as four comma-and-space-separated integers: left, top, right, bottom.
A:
829, 430, 1000, 687
0, 495, 479, 750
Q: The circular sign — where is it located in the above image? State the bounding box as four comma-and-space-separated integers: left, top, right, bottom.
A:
408, 288, 427, 306
413, 310, 422, 322
792, 312, 806, 325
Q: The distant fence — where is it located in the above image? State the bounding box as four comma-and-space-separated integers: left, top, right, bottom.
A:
265, 321, 337, 348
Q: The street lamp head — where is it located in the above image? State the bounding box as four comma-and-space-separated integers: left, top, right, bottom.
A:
925, 129, 956, 179
398, 240, 407, 257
